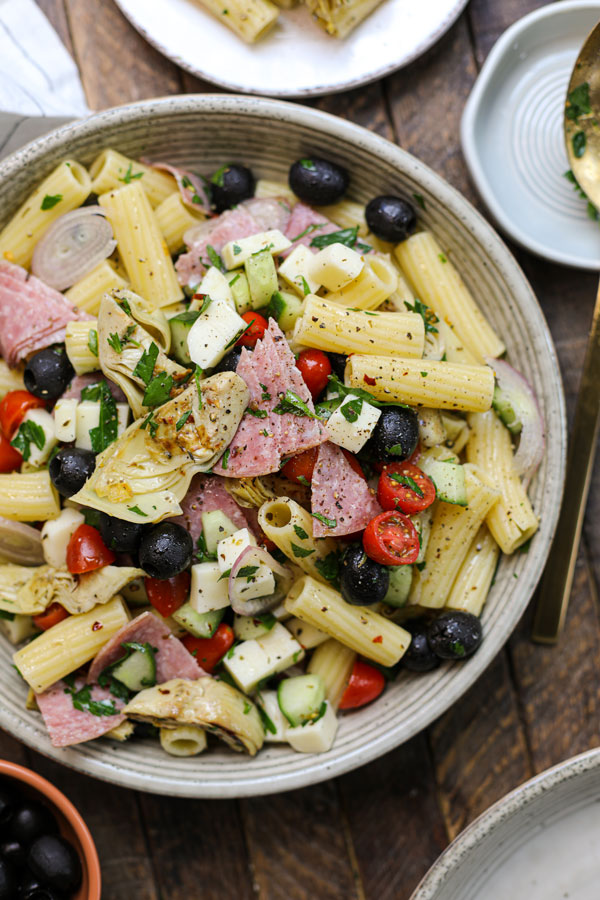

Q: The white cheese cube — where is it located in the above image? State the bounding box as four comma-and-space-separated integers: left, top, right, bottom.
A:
189, 561, 230, 614
53, 398, 78, 442
286, 617, 330, 650
216, 527, 257, 574
256, 690, 288, 742
233, 565, 275, 603
75, 400, 100, 450
325, 393, 381, 454
256, 623, 304, 671
20, 409, 57, 466
278, 245, 321, 296
286, 701, 338, 753
40, 507, 84, 568
187, 296, 247, 370
116, 403, 130, 436
223, 639, 270, 693
221, 229, 291, 269
197, 266, 234, 307
310, 243, 364, 292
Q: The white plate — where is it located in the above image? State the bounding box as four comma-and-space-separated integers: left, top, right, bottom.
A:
411, 747, 600, 900
461, 0, 600, 270
114, 0, 469, 97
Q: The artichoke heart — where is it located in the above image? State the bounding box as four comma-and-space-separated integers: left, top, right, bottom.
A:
16, 564, 143, 615
123, 677, 264, 756
71, 371, 249, 523
224, 477, 276, 509
0, 564, 40, 615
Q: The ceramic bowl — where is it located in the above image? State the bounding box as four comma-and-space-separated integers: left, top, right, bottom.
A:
0, 95, 566, 797
410, 747, 600, 899
0, 759, 101, 899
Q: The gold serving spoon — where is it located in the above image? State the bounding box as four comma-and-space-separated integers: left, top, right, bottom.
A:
532, 21, 600, 642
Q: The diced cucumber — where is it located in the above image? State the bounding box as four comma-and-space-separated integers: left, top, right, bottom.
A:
169, 310, 200, 366
244, 248, 278, 309
419, 458, 467, 506
227, 270, 252, 315
492, 384, 522, 435
266, 290, 304, 331
172, 603, 225, 638
413, 507, 434, 564
277, 673, 326, 727
233, 612, 277, 641
201, 510, 239, 555
383, 565, 413, 608
111, 642, 157, 692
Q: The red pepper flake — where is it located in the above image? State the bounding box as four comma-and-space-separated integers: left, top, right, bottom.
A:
91, 621, 103, 632
372, 635, 383, 644
363, 374, 376, 386
159, 688, 171, 695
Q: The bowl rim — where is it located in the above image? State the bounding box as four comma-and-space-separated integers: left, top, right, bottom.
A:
0, 94, 567, 797
409, 745, 600, 899
0, 759, 101, 899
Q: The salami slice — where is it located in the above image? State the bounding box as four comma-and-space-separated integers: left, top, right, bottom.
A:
176, 206, 259, 287
311, 442, 382, 537
170, 473, 250, 543
35, 678, 126, 748
60, 372, 127, 402
282, 202, 339, 258
242, 197, 291, 234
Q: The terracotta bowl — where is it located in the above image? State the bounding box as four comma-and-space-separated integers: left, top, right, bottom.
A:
0, 759, 101, 899
0, 95, 566, 797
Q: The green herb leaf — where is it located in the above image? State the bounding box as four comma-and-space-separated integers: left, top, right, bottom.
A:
233, 244, 242, 256
118, 162, 144, 184
118, 297, 132, 316
257, 703, 277, 735
327, 374, 409, 410
107, 332, 123, 353
245, 407, 268, 418
259, 383, 271, 401
340, 396, 363, 423
88, 383, 118, 453
11, 420, 46, 461
0, 610, 15, 621
195, 531, 217, 563
566, 82, 591, 122
300, 275, 311, 296
143, 373, 173, 408
573, 130, 587, 158
221, 448, 230, 470
273, 389, 323, 420
438, 253, 447, 264
206, 245, 225, 272
299, 158, 316, 170
63, 677, 119, 717
237, 565, 260, 578
387, 443, 405, 456
297, 475, 310, 487
412, 192, 426, 210
132, 342, 159, 385
290, 223, 320, 241
266, 291, 285, 322
389, 473, 424, 498
87, 329, 99, 357
291, 542, 315, 558
140, 411, 158, 438
210, 164, 229, 187
312, 512, 337, 529
41, 193, 62, 210
314, 551, 341, 587
127, 505, 147, 516
195, 366, 203, 409
176, 409, 192, 431
403, 298, 439, 334
310, 226, 360, 250
293, 524, 309, 540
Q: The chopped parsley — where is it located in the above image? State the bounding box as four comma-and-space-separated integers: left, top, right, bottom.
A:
299, 159, 316, 170
293, 524, 309, 540
176, 409, 192, 431
245, 407, 268, 418
273, 390, 323, 420
389, 473, 424, 498
243, 701, 251, 714
117, 297, 132, 316
291, 543, 315, 558
573, 131, 586, 158
11, 420, 45, 461
566, 82, 591, 122
127, 505, 147, 517
210, 164, 229, 187
404, 298, 439, 334
140, 411, 158, 438
300, 275, 311, 296
340, 396, 363, 423
387, 443, 406, 456
143, 373, 173, 408
132, 342, 159, 385
87, 382, 118, 453
195, 532, 217, 563
87, 328, 99, 357
237, 565, 260, 578
41, 193, 62, 210
195, 365, 204, 408
297, 475, 310, 487
420, 371, 429, 378
438, 253, 447, 264
118, 163, 144, 184
233, 244, 242, 256
63, 675, 119, 718
327, 374, 409, 410
206, 245, 225, 272
290, 223, 320, 241
257, 704, 277, 735
107, 332, 123, 353
221, 448, 230, 470
310, 225, 370, 253
259, 383, 271, 401
315, 551, 341, 587
312, 512, 337, 529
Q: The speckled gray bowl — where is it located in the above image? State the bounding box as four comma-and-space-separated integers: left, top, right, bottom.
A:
411, 747, 600, 899
0, 96, 566, 797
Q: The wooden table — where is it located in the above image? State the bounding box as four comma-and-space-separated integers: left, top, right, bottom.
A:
3, 1, 597, 897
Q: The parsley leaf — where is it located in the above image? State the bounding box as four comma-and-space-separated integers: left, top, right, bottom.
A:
573, 131, 587, 158
143, 373, 173, 408
41, 193, 62, 210
11, 420, 45, 461
300, 159, 316, 170
206, 245, 225, 272
273, 390, 323, 420
291, 542, 314, 558
245, 407, 268, 418
210, 164, 229, 187
237, 565, 260, 578
314, 551, 341, 587
387, 443, 406, 456
133, 342, 159, 385
127, 505, 147, 516
88, 382, 118, 453
118, 162, 144, 184
310, 226, 361, 250
340, 397, 363, 423
195, 531, 217, 563
87, 328, 99, 357
300, 275, 311, 296
290, 223, 320, 241
404, 298, 439, 334
176, 409, 192, 430
566, 82, 591, 122
221, 448, 230, 470
140, 411, 158, 438
327, 374, 409, 410
195, 366, 203, 409
107, 332, 123, 353
389, 473, 424, 498
297, 475, 310, 487
293, 524, 309, 540
312, 512, 337, 528
63, 676, 119, 718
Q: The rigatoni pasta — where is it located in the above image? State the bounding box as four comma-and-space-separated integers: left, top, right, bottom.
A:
0, 472, 60, 522
446, 526, 500, 616
90, 150, 177, 207
65, 259, 128, 315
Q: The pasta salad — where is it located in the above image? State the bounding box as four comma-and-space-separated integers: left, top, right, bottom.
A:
0, 149, 543, 758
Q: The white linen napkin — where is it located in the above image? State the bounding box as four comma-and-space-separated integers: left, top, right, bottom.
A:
0, 0, 88, 159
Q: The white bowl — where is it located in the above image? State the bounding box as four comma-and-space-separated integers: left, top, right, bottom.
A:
0, 95, 566, 797
461, 0, 600, 270
411, 747, 600, 900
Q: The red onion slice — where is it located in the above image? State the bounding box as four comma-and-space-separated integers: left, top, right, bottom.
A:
143, 160, 213, 215
487, 358, 545, 487
0, 516, 43, 565
228, 545, 293, 616
31, 208, 116, 291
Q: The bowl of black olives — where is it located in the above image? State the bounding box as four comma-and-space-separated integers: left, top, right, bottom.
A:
0, 761, 100, 900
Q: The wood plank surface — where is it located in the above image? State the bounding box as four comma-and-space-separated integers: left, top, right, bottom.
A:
10, 1, 600, 897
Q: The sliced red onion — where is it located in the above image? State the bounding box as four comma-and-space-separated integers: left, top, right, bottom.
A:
143, 160, 213, 214
487, 357, 545, 487
228, 545, 293, 617
31, 208, 116, 291
0, 517, 43, 565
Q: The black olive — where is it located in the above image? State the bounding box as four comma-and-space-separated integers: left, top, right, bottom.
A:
7, 803, 57, 846
363, 406, 419, 464
212, 346, 243, 374
340, 544, 389, 606
0, 859, 16, 900
427, 611, 482, 660
27, 834, 82, 894
210, 163, 255, 213
49, 447, 96, 498
327, 353, 346, 381
20, 888, 63, 900
0, 784, 14, 826
365, 195, 417, 243
288, 157, 349, 206
0, 840, 26, 868
23, 348, 74, 402
402, 618, 439, 672
17, 869, 43, 896
138, 522, 193, 579
99, 513, 146, 553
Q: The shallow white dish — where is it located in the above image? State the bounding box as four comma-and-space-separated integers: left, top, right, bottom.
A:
411, 747, 600, 900
461, 0, 600, 270
114, 0, 469, 97
0, 95, 565, 797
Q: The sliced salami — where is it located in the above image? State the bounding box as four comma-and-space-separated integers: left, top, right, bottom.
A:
176, 206, 260, 287
35, 678, 126, 748
170, 473, 250, 543
242, 197, 291, 233
311, 442, 382, 537
282, 202, 339, 258
60, 372, 127, 403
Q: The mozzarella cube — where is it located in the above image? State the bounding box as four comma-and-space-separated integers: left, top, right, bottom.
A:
216, 528, 257, 573
256, 623, 304, 671
233, 565, 276, 603
310, 243, 364, 292
187, 296, 247, 370
53, 398, 78, 442
223, 639, 270, 693
286, 701, 338, 753
20, 409, 57, 466
189, 561, 230, 614
325, 394, 381, 453
197, 266, 234, 307
221, 229, 291, 269
40, 507, 84, 568
278, 245, 320, 296
286, 617, 329, 650
75, 401, 100, 450
256, 690, 288, 742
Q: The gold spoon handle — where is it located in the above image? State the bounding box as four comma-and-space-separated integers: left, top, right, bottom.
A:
532, 282, 600, 643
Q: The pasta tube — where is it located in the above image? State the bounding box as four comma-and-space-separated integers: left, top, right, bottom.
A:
13, 595, 130, 693
446, 526, 500, 616
284, 575, 411, 666
197, 0, 279, 42
0, 160, 91, 268
65, 320, 99, 375
325, 255, 397, 309
294, 295, 424, 358
89, 150, 177, 207
154, 191, 207, 254
254, 179, 296, 205
65, 260, 128, 315
466, 411, 539, 553
307, 638, 356, 710
395, 231, 505, 362
319, 200, 368, 235
258, 498, 336, 582
305, 0, 386, 38
160, 725, 207, 756
99, 182, 184, 309
345, 355, 495, 412
0, 471, 60, 522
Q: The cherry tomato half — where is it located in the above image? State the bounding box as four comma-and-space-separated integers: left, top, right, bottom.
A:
145, 571, 190, 618
236, 311, 268, 348
182, 624, 235, 674
363, 510, 420, 566
339, 659, 386, 710
280, 446, 318, 485
377, 461, 436, 515
296, 349, 332, 400
33, 602, 70, 631
66, 524, 116, 574
0, 390, 45, 439
0, 432, 23, 473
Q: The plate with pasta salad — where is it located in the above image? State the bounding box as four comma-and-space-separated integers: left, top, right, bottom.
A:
0, 97, 565, 796
113, 0, 470, 97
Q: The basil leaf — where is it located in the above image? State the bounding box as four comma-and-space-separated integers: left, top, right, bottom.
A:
341, 397, 363, 423
311, 512, 337, 529
41, 193, 62, 210
291, 542, 314, 558
133, 342, 159, 385
11, 420, 45, 461
310, 226, 359, 250
389, 472, 424, 498
143, 373, 173, 408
